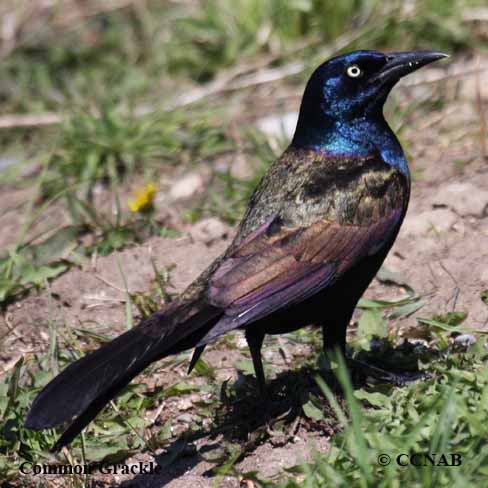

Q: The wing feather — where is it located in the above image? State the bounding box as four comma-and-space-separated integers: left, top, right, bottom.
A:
198, 208, 402, 345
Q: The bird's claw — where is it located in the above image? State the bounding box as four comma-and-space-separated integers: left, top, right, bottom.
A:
347, 357, 430, 386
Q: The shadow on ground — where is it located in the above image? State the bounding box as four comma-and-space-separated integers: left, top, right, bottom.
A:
116, 340, 436, 487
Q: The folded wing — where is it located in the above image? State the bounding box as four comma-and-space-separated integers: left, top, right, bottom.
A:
198, 208, 402, 344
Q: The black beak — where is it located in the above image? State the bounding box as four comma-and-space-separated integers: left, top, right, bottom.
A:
371, 50, 449, 85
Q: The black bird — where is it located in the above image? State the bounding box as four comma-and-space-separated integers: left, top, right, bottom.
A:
26, 50, 448, 450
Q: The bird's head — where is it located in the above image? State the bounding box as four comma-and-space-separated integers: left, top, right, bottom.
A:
295, 49, 448, 128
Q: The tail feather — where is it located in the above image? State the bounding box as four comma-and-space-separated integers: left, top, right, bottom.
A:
187, 345, 206, 374
51, 366, 145, 451
25, 299, 221, 449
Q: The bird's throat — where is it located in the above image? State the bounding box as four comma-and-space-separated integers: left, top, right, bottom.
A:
292, 116, 409, 176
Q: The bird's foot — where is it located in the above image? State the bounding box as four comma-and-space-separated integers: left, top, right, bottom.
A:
347, 357, 430, 386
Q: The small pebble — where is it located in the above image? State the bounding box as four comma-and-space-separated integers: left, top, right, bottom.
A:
453, 334, 476, 347
433, 182, 488, 218
176, 413, 194, 423
189, 218, 228, 244
169, 172, 204, 200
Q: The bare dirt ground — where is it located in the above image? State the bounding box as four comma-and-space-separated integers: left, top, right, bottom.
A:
1, 55, 487, 486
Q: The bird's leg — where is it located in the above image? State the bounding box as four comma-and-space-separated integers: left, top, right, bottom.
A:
319, 323, 347, 383
245, 329, 266, 395
322, 323, 346, 358
346, 357, 429, 385
321, 322, 427, 385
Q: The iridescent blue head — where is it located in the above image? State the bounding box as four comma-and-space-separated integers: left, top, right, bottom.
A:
292, 50, 448, 174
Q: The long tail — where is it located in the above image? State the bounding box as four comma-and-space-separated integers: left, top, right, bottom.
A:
25, 298, 221, 450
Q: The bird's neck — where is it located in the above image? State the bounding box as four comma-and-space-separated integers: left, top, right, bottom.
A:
292, 114, 409, 176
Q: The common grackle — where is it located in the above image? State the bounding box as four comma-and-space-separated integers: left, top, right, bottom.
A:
25, 50, 448, 450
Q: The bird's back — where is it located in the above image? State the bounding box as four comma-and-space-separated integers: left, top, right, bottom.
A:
235, 146, 409, 244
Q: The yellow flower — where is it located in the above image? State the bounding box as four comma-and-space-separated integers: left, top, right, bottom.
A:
128, 183, 157, 212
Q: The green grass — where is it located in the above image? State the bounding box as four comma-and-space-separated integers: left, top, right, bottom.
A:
272, 343, 488, 487
1, 0, 482, 114
0, 0, 485, 304
2, 305, 488, 485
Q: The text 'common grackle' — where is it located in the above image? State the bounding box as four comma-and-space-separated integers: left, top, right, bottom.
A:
25, 50, 448, 450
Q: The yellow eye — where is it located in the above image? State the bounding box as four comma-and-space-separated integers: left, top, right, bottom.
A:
346, 65, 362, 78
